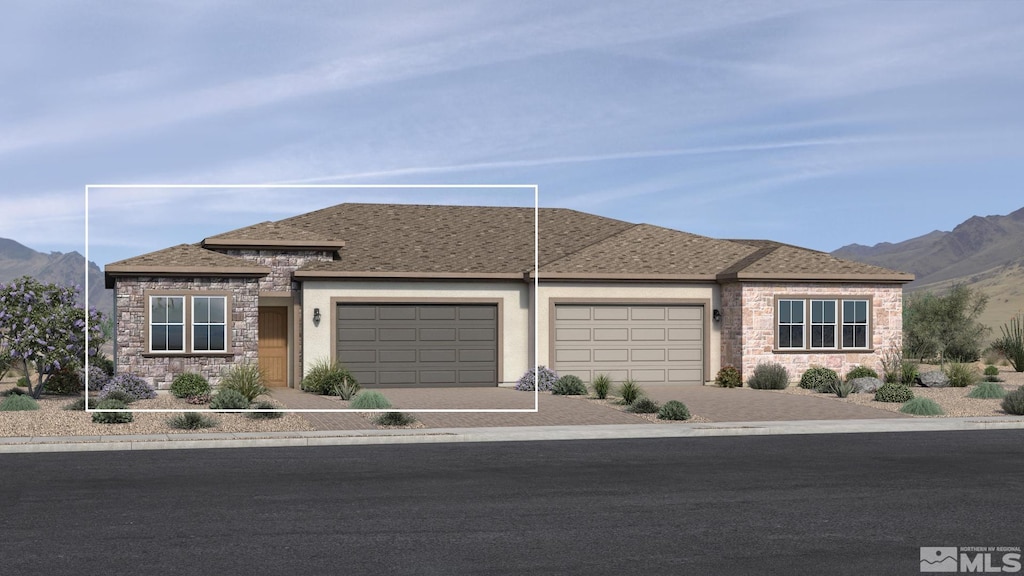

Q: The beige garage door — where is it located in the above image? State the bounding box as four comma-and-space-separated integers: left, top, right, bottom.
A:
553, 304, 703, 385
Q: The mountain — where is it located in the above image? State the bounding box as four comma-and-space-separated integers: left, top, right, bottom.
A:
832, 207, 1024, 333
0, 238, 113, 318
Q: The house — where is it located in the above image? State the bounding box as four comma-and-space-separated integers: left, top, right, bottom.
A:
103, 203, 913, 389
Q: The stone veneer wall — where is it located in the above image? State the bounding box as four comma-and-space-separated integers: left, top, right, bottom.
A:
722, 282, 903, 382
221, 249, 334, 294
114, 277, 260, 389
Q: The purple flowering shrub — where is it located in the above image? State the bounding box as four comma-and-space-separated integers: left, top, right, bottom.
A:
87, 365, 111, 391
99, 374, 157, 402
514, 366, 559, 391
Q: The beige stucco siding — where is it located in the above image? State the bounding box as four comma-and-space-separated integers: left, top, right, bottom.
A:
301, 281, 530, 385
537, 282, 721, 384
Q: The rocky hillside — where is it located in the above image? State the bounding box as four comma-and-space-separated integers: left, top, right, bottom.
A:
0, 238, 113, 317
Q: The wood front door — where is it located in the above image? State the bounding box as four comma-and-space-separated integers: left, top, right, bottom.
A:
258, 307, 289, 387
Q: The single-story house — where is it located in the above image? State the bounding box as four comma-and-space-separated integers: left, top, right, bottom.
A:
104, 203, 913, 389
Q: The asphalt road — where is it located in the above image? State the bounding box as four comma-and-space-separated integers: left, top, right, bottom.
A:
1, 431, 1022, 575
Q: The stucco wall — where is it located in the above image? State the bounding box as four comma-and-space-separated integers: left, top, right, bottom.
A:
114, 276, 260, 389
536, 282, 721, 384
301, 280, 531, 385
731, 282, 904, 382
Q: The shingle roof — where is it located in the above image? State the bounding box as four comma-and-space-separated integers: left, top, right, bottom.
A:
105, 204, 913, 284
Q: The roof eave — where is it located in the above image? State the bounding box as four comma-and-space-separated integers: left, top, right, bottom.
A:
104, 266, 271, 289
201, 238, 346, 251
532, 271, 718, 282
716, 272, 915, 284
293, 270, 524, 281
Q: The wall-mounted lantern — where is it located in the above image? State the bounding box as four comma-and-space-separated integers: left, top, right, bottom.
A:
313, 308, 321, 326
712, 309, 722, 323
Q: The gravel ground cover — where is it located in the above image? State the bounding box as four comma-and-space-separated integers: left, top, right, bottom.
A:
772, 365, 1024, 418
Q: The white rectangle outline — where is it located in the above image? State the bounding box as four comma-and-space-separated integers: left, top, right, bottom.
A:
84, 184, 540, 414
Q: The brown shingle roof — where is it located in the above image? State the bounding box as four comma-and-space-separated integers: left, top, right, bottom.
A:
718, 244, 914, 282
202, 221, 345, 250
104, 244, 270, 288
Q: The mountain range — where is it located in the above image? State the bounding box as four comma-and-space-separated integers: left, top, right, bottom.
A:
0, 238, 112, 318
832, 206, 1024, 333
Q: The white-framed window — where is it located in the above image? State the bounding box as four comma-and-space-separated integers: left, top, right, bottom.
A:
810, 300, 837, 349
150, 296, 185, 352
775, 297, 871, 351
192, 296, 227, 352
777, 299, 804, 349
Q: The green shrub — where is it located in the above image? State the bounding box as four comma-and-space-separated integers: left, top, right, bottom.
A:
1, 387, 28, 397
552, 375, 588, 395
247, 400, 284, 419
350, 391, 392, 410
92, 355, 115, 377
301, 358, 360, 396
1001, 387, 1024, 415
100, 389, 135, 405
829, 380, 857, 398
91, 399, 133, 423
799, 366, 839, 391
0, 394, 40, 411
591, 374, 611, 399
209, 388, 250, 410
657, 400, 691, 421
944, 362, 979, 388
375, 412, 416, 426
900, 397, 945, 416
63, 397, 87, 411
617, 379, 643, 405
629, 397, 660, 413
984, 365, 1000, 376
16, 376, 30, 388
44, 366, 84, 395
879, 348, 905, 384
983, 375, 1003, 383
874, 383, 914, 403
715, 366, 742, 388
968, 381, 1007, 399
900, 361, 920, 386
168, 412, 218, 430
219, 363, 268, 402
747, 363, 789, 390
170, 373, 211, 399
845, 365, 878, 381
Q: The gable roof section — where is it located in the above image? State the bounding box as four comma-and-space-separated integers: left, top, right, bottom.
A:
104, 244, 270, 288
202, 221, 346, 251
717, 243, 914, 282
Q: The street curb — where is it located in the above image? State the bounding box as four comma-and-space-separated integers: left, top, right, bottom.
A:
2, 416, 1023, 454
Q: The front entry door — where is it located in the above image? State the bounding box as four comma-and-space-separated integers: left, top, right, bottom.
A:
258, 307, 289, 387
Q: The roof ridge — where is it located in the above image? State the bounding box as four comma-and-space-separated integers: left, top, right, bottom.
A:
717, 244, 781, 276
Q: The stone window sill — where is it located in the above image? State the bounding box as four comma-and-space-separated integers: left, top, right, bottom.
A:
772, 349, 874, 354
141, 353, 236, 358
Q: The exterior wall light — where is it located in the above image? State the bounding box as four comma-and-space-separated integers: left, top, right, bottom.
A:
712, 309, 722, 322
313, 308, 321, 326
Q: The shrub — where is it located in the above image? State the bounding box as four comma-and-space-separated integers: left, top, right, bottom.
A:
1001, 387, 1024, 415
715, 366, 742, 388
983, 375, 1003, 383
99, 374, 156, 402
900, 397, 945, 416
0, 394, 40, 411
747, 363, 789, 390
1, 386, 27, 397
617, 379, 643, 405
943, 362, 979, 388
87, 365, 110, 391
92, 355, 115, 377
44, 366, 84, 395
301, 358, 359, 396
552, 375, 587, 396
984, 365, 1000, 376
845, 365, 878, 381
799, 366, 839, 391
100, 389, 135, 405
209, 388, 250, 410
657, 400, 691, 421
91, 398, 133, 424
170, 373, 211, 399
16, 376, 30, 388
375, 412, 416, 426
219, 363, 268, 402
247, 400, 284, 419
629, 397, 660, 414
874, 383, 914, 403
515, 366, 559, 391
829, 379, 857, 398
993, 314, 1024, 372
63, 397, 87, 411
591, 374, 611, 399
350, 391, 392, 410
968, 381, 1007, 399
900, 361, 920, 386
879, 348, 905, 384
168, 412, 218, 430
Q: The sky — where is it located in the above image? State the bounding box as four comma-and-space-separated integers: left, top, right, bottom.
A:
1, 0, 1023, 269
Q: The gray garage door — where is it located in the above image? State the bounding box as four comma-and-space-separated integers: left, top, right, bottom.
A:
336, 303, 498, 387
553, 304, 703, 385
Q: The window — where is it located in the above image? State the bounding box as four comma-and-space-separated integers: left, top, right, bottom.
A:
775, 297, 870, 351
777, 300, 804, 348
147, 293, 230, 354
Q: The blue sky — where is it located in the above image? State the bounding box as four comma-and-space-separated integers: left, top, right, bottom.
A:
2, 0, 1023, 268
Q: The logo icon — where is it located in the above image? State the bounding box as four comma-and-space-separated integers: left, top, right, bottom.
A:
921, 547, 959, 572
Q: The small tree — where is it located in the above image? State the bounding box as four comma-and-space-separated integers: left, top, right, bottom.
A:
0, 276, 106, 398
903, 284, 989, 364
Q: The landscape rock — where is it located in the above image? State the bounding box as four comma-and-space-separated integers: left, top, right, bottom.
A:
849, 377, 883, 393
916, 371, 950, 388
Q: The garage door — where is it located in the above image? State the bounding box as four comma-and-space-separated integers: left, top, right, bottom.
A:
336, 303, 498, 387
553, 304, 703, 385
